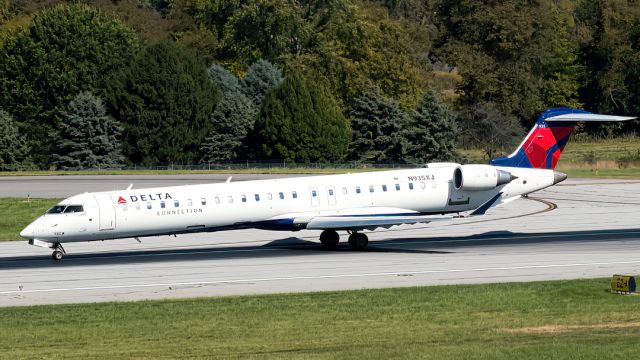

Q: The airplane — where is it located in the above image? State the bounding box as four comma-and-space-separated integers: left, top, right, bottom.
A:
20, 108, 634, 260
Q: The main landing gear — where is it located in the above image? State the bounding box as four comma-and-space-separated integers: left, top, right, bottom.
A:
319, 230, 369, 251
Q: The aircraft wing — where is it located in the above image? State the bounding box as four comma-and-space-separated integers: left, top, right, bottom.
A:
298, 214, 453, 231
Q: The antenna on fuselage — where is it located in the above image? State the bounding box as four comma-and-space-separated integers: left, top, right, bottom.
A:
226, 176, 232, 183
126, 184, 133, 190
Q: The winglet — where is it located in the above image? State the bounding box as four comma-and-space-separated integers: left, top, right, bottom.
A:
471, 192, 503, 216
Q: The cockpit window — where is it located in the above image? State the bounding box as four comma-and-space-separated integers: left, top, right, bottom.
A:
63, 205, 84, 213
47, 205, 66, 214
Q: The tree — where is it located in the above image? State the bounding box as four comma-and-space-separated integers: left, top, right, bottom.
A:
405, 90, 457, 164
52, 92, 124, 170
255, 70, 350, 161
457, 102, 524, 160
108, 41, 217, 165
208, 63, 241, 94
348, 87, 409, 162
0, 110, 30, 170
0, 4, 138, 166
241, 59, 284, 107
200, 92, 257, 162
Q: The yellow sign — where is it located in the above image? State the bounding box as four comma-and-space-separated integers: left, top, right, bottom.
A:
611, 275, 636, 293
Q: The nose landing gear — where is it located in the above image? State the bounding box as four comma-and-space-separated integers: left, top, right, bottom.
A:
51, 243, 66, 261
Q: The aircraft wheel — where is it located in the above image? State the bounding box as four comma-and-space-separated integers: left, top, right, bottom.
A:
52, 250, 64, 261
348, 233, 368, 251
320, 229, 339, 249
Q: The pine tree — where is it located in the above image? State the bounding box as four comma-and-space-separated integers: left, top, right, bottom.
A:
348, 88, 410, 162
405, 90, 457, 164
0, 110, 30, 170
241, 59, 284, 107
255, 70, 350, 161
107, 42, 217, 165
52, 92, 124, 170
208, 63, 241, 94
200, 91, 257, 162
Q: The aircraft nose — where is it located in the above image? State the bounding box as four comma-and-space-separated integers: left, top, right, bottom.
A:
553, 171, 568, 185
20, 223, 34, 239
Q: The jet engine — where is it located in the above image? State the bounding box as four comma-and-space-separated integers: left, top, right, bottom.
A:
453, 164, 516, 191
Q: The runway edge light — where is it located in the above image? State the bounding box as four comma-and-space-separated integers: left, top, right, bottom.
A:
610, 275, 636, 294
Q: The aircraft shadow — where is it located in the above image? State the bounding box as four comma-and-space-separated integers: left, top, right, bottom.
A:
1, 228, 639, 270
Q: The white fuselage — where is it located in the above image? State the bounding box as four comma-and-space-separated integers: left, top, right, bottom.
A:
20, 165, 557, 244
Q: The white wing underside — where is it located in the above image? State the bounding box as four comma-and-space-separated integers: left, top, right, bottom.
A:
302, 214, 453, 231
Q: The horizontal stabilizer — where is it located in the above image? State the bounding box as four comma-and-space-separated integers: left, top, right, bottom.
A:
470, 192, 502, 216
546, 113, 636, 122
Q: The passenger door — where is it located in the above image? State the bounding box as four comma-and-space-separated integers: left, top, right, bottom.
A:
93, 193, 116, 230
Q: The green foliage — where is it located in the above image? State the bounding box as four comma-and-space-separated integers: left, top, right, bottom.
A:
208, 63, 241, 94
576, 0, 640, 120
52, 92, 124, 170
256, 70, 350, 161
200, 91, 257, 162
348, 88, 409, 162
435, 0, 582, 122
221, 0, 310, 70
241, 59, 283, 107
108, 41, 217, 165
0, 110, 30, 170
458, 102, 525, 159
0, 0, 8, 23
0, 3, 138, 167
405, 90, 457, 163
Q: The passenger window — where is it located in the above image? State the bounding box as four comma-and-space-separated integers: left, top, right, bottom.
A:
382, 185, 387, 192
202, 198, 207, 205
147, 202, 152, 209
292, 191, 298, 199
409, 183, 414, 190
174, 200, 179, 207
356, 186, 361, 194
420, 182, 426, 189
329, 189, 334, 196
188, 199, 193, 206
342, 187, 347, 195
279, 192, 284, 199
135, 203, 141, 210
312, 190, 317, 197
242, 195, 247, 203
255, 194, 260, 201
228, 196, 233, 203
214, 197, 220, 204
268, 193, 273, 200
160, 201, 165, 208
395, 183, 400, 191
369, 185, 374, 193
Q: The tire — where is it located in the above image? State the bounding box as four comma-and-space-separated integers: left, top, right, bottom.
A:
52, 250, 63, 261
320, 230, 339, 249
348, 233, 368, 251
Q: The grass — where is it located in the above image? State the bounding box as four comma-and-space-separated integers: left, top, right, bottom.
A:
1, 279, 639, 359
0, 198, 60, 241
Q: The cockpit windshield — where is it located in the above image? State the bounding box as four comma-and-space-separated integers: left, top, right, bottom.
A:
47, 205, 66, 214
64, 205, 84, 213
46, 205, 84, 214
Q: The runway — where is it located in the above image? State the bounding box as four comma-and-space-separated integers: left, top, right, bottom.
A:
0, 174, 307, 198
0, 178, 639, 307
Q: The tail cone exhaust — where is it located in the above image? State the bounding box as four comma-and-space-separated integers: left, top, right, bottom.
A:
553, 171, 567, 184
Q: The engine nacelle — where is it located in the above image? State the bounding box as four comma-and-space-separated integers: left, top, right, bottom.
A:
453, 164, 515, 191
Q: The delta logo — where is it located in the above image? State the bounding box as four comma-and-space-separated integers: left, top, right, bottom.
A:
117, 193, 174, 204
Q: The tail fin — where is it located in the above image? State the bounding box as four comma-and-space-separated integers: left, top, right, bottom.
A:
490, 108, 635, 169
